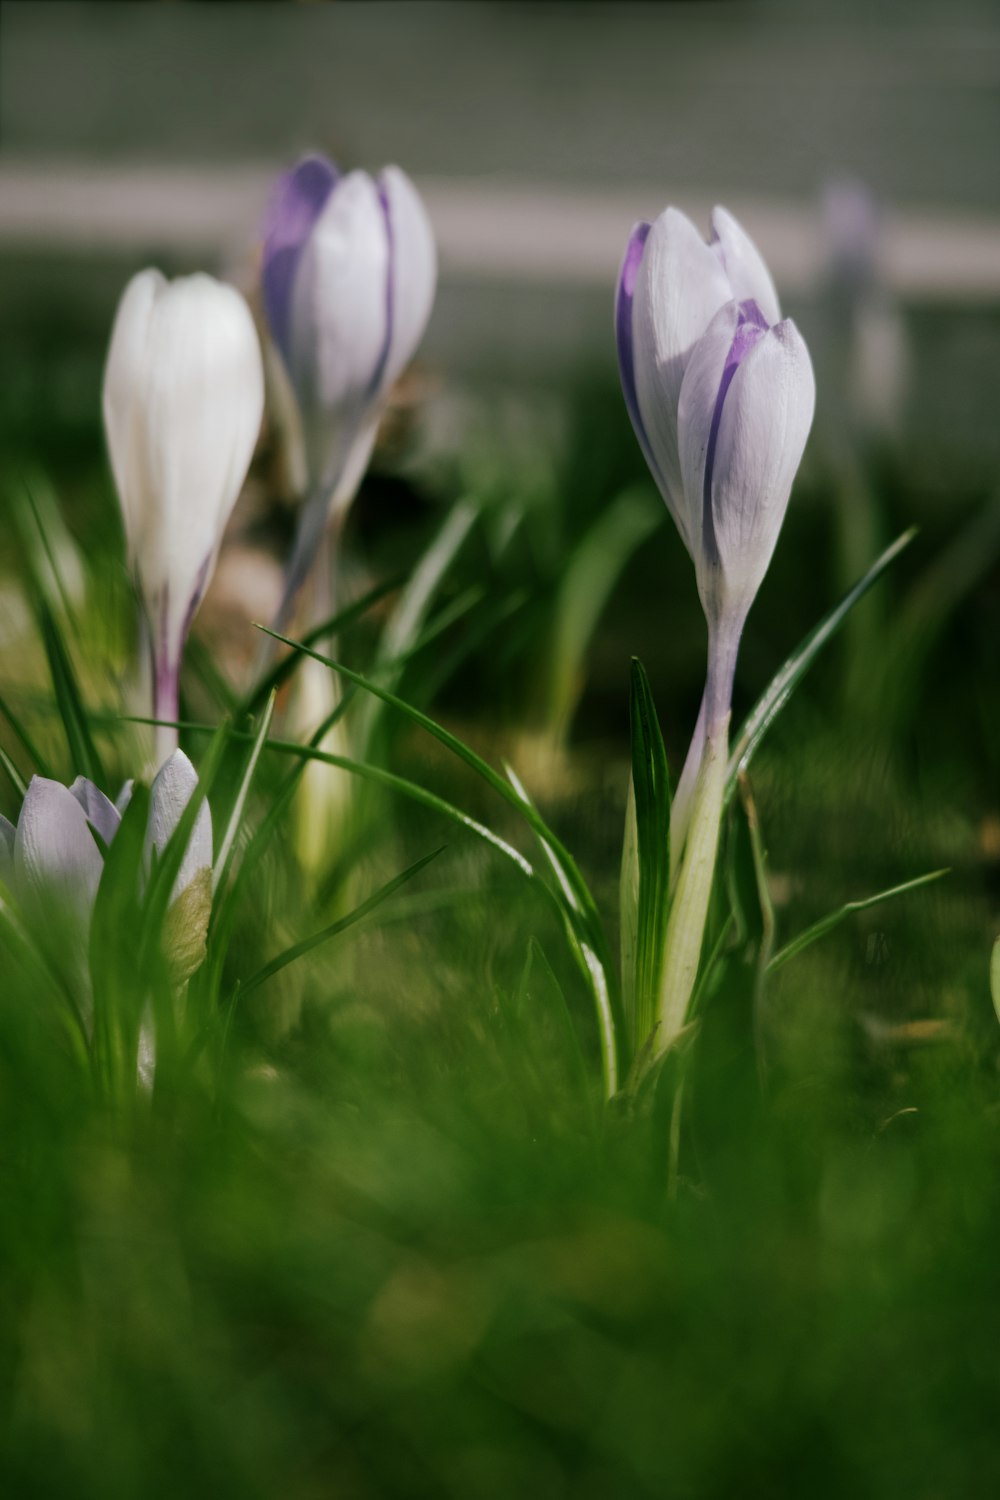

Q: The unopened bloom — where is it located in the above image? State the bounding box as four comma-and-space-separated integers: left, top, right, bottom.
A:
103, 270, 265, 763
616, 205, 815, 1052
617, 208, 815, 824
0, 751, 212, 974
261, 153, 437, 621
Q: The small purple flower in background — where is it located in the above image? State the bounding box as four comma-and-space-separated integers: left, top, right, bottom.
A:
103, 271, 265, 766
616, 204, 815, 1050
261, 153, 437, 626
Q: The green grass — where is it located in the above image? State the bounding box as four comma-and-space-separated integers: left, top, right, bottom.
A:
2, 370, 1000, 1498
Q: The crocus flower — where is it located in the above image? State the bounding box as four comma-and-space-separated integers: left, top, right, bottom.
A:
261, 153, 437, 625
0, 751, 212, 976
616, 205, 815, 1050
617, 207, 815, 839
103, 270, 265, 764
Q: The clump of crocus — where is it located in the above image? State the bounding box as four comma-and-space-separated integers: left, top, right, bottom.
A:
261, 153, 437, 625
103, 271, 265, 765
616, 205, 815, 1051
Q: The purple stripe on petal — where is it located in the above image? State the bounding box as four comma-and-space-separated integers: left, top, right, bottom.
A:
615, 222, 651, 457
365, 176, 396, 402
702, 299, 769, 561
262, 154, 339, 361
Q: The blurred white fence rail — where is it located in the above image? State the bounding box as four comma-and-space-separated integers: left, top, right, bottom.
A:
1, 162, 999, 302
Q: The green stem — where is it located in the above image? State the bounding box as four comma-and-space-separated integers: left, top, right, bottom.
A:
655, 721, 728, 1052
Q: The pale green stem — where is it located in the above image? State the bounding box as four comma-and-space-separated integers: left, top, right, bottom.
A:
655, 719, 728, 1052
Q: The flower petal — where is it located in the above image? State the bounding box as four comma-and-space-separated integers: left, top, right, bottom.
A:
120, 273, 265, 670
377, 166, 437, 394
102, 267, 166, 560
677, 300, 742, 578
146, 749, 212, 900
285, 170, 390, 493
705, 318, 816, 618
710, 207, 781, 325
632, 206, 732, 552
14, 775, 104, 911
69, 776, 121, 847
262, 154, 339, 364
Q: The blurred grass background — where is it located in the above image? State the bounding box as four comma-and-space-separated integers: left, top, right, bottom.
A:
3, 2, 1000, 1496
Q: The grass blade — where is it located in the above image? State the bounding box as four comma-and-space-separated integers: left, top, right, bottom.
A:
766, 868, 948, 975
627, 658, 672, 1053
239, 847, 444, 998
726, 527, 916, 801
38, 599, 106, 786
213, 692, 275, 892
257, 624, 604, 933
242, 572, 406, 717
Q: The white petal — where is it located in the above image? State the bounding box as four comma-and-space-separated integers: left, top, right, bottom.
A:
69, 777, 121, 846
105, 272, 264, 677
676, 300, 741, 571
146, 749, 212, 900
102, 268, 166, 559
632, 206, 732, 551
14, 775, 104, 911
710, 207, 781, 325
378, 166, 437, 392
707, 319, 816, 618
287, 171, 389, 492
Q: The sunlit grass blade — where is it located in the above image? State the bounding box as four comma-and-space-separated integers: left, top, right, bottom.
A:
239, 846, 444, 998
505, 762, 619, 1099
726, 527, 916, 801
547, 485, 661, 741
241, 571, 406, 717
89, 780, 150, 1104
0, 745, 28, 798
38, 599, 106, 786
627, 658, 672, 1055
0, 687, 53, 779
257, 625, 602, 933
213, 692, 275, 892
356, 500, 479, 754
766, 867, 949, 975
262, 734, 536, 879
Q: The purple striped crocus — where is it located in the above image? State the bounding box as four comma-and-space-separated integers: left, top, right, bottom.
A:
617, 207, 815, 845
260, 154, 437, 624
616, 205, 815, 1051
103, 272, 265, 766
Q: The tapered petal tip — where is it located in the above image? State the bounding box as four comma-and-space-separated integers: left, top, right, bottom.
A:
262, 153, 340, 357
147, 749, 213, 899
14, 774, 105, 911
709, 206, 781, 326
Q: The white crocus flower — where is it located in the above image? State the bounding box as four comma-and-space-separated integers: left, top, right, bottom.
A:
103, 271, 265, 765
616, 205, 815, 1052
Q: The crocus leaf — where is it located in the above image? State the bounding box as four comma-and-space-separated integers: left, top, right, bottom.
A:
242, 571, 405, 717
726, 527, 916, 801
0, 688, 53, 779
766, 867, 948, 975
239, 846, 443, 998
213, 692, 275, 893
0, 745, 28, 798
39, 599, 106, 787
505, 762, 620, 1101
626, 658, 672, 1058
256, 624, 604, 937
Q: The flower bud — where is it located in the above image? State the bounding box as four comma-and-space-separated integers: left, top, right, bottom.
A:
261, 154, 437, 620
617, 205, 814, 663
103, 270, 265, 763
